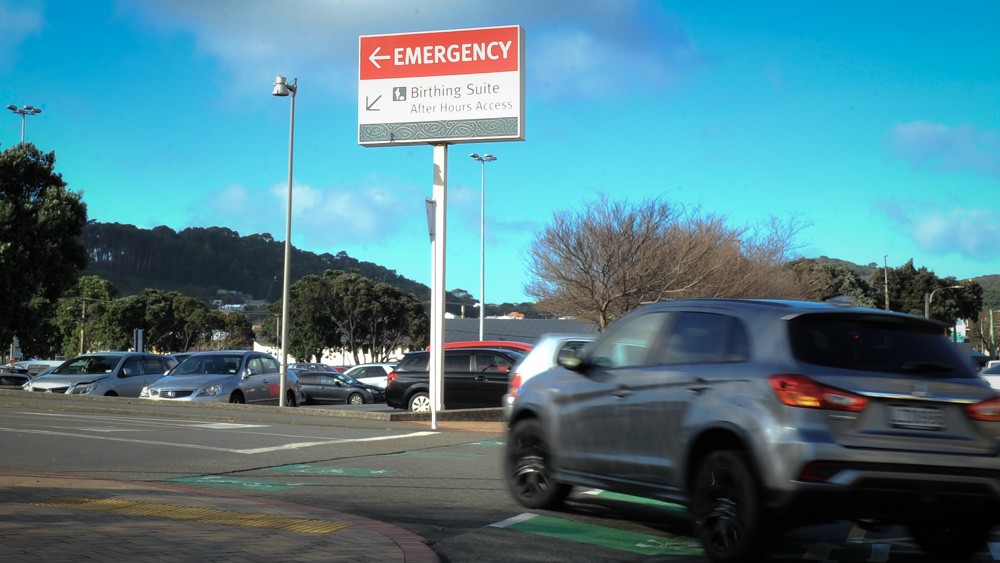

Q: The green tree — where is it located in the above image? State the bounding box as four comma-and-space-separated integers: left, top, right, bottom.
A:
281, 270, 428, 363
872, 259, 982, 326
0, 144, 88, 358
54, 276, 118, 357
785, 259, 878, 308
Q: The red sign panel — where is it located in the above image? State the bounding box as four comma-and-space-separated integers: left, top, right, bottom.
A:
360, 26, 520, 80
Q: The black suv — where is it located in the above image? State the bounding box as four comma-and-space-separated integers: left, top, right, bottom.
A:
386, 348, 524, 411
506, 299, 1000, 562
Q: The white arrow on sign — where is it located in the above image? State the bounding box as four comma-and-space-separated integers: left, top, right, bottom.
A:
368, 47, 391, 69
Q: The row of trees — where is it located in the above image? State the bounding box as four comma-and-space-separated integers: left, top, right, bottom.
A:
526, 193, 986, 337
53, 276, 255, 357
3, 143, 994, 363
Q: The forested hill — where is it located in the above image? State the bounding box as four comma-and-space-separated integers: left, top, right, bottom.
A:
81, 222, 430, 304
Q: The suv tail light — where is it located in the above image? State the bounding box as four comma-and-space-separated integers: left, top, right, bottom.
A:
386, 371, 398, 387
967, 395, 1000, 421
769, 374, 868, 412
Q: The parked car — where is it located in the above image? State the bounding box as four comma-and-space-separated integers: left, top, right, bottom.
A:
506, 298, 1000, 562
289, 362, 343, 373
981, 362, 1000, 389
297, 371, 385, 405
386, 348, 524, 411
502, 333, 595, 419
22, 352, 176, 397
141, 350, 303, 406
343, 362, 397, 388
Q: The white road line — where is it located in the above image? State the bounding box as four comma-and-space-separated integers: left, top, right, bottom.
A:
12, 411, 269, 428
488, 513, 538, 528
0, 427, 436, 454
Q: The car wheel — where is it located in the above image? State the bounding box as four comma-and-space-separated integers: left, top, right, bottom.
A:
505, 418, 571, 509
908, 520, 991, 559
408, 392, 431, 412
285, 390, 298, 407
348, 393, 365, 405
691, 449, 770, 563
229, 391, 245, 404
104, 391, 118, 396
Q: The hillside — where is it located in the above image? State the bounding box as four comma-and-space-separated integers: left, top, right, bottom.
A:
80, 223, 1000, 312
79, 222, 537, 317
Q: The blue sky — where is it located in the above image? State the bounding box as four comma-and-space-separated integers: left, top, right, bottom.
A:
2, 1, 998, 304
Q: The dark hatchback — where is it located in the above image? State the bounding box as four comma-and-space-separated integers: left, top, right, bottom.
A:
296, 371, 384, 405
386, 348, 524, 411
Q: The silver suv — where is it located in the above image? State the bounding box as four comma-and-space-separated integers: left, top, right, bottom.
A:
505, 299, 1000, 562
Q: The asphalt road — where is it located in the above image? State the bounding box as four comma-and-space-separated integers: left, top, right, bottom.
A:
1, 390, 997, 562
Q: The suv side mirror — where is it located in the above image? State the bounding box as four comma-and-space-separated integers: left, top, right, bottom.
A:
120, 367, 134, 378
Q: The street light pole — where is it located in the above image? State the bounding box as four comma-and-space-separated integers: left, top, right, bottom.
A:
883, 254, 890, 311
6, 104, 42, 144
272, 75, 297, 407
925, 285, 962, 319
470, 153, 496, 341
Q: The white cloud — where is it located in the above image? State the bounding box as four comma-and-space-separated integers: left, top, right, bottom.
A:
887, 121, 1000, 178
121, 0, 703, 101
878, 199, 1000, 261
0, 0, 46, 71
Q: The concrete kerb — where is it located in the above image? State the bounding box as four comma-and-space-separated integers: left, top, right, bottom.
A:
0, 388, 506, 423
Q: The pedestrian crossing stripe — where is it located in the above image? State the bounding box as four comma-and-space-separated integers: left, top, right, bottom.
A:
32, 496, 350, 534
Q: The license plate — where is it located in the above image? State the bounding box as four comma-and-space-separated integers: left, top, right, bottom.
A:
889, 406, 944, 430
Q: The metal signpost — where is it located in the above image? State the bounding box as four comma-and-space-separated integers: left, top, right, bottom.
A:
359, 26, 524, 427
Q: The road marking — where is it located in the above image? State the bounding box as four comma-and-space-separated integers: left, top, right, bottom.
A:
271, 464, 392, 477
33, 495, 349, 534
394, 450, 483, 459
491, 513, 703, 556
580, 489, 687, 512
168, 475, 304, 491
16, 411, 269, 428
0, 426, 437, 454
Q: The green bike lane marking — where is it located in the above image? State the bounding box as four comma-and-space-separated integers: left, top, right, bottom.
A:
393, 450, 484, 459
270, 464, 392, 477
491, 513, 703, 557
580, 489, 687, 512
168, 475, 303, 491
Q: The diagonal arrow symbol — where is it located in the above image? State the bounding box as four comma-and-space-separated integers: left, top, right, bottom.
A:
366, 95, 382, 111
368, 47, 391, 69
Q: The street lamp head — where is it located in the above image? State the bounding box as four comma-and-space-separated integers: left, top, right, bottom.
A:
6, 104, 16, 112
272, 75, 297, 97
470, 153, 498, 163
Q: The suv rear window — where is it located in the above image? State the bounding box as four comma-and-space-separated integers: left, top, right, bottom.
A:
788, 314, 973, 376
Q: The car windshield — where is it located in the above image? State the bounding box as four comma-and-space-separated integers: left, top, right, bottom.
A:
789, 314, 973, 377
336, 373, 361, 386
172, 354, 242, 375
983, 364, 1000, 375
52, 356, 118, 375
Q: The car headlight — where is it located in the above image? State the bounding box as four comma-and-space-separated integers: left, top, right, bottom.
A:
196, 385, 223, 397
139, 386, 150, 397
68, 383, 95, 395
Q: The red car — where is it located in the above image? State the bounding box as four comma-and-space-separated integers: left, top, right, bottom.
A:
429, 340, 533, 353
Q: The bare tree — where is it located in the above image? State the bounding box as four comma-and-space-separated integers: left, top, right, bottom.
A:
526, 193, 807, 329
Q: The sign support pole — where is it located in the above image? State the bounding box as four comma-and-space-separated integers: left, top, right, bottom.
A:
429, 143, 448, 429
